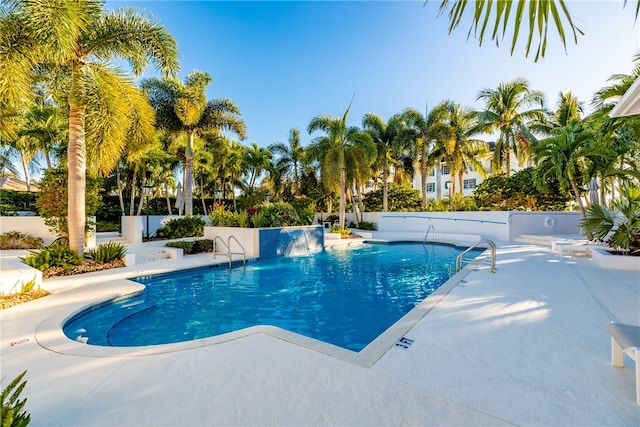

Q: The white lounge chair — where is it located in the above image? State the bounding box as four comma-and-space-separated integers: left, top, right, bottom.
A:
605, 322, 640, 405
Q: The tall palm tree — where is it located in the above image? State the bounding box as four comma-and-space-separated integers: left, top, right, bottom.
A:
268, 128, 306, 195
430, 102, 489, 194
307, 104, 376, 228
362, 113, 411, 212
533, 120, 610, 216
244, 142, 272, 188
403, 102, 453, 208
477, 77, 547, 176
142, 71, 247, 215
0, 0, 179, 254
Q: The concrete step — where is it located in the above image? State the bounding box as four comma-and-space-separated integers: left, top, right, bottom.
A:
124, 247, 183, 266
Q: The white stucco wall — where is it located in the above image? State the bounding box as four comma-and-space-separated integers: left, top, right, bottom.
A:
0, 216, 58, 245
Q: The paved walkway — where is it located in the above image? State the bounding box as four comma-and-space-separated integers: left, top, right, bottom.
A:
1, 242, 639, 426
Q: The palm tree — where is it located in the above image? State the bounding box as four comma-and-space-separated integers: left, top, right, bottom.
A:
142, 71, 247, 216
477, 77, 547, 176
430, 102, 489, 194
362, 113, 412, 212
307, 104, 376, 228
243, 142, 272, 188
268, 128, 306, 195
403, 102, 456, 208
0, 0, 179, 254
436, 0, 585, 61
533, 120, 610, 216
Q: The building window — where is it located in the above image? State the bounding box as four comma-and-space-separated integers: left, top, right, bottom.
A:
426, 182, 435, 192
463, 179, 477, 189
467, 165, 474, 172
441, 165, 450, 175
429, 169, 435, 176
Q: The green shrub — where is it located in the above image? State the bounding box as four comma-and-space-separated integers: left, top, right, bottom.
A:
155, 216, 205, 239
363, 183, 422, 212
191, 239, 213, 253
19, 276, 37, 294
22, 244, 82, 271
208, 208, 248, 227
251, 210, 267, 228
253, 202, 301, 227
165, 239, 213, 255
96, 221, 120, 232
165, 240, 194, 253
0, 232, 44, 250
331, 225, 352, 236
88, 242, 127, 264
1, 370, 30, 427
349, 221, 376, 230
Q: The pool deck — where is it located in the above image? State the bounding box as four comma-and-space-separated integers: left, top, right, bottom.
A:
1, 240, 639, 426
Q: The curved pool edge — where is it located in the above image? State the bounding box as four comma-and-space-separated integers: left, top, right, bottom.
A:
33, 262, 477, 366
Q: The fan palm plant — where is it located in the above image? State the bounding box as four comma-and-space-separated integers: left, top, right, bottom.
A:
580, 183, 640, 254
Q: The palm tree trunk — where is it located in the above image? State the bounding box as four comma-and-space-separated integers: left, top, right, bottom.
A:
339, 166, 346, 229
165, 182, 172, 215
293, 162, 299, 195
570, 179, 586, 217
382, 156, 389, 212
19, 151, 31, 192
200, 175, 207, 214
129, 168, 137, 216
116, 167, 126, 215
505, 147, 512, 177
184, 131, 195, 216
67, 71, 87, 255
421, 142, 428, 209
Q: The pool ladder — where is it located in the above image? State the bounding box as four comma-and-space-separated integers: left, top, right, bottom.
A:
213, 235, 246, 268
422, 224, 435, 244
455, 239, 496, 273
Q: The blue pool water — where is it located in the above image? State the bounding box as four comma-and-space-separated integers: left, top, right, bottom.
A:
64, 242, 478, 351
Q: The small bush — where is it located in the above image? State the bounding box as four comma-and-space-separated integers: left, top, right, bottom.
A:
19, 276, 37, 294
22, 244, 82, 271
331, 226, 352, 236
0, 232, 44, 250
208, 208, 248, 227
96, 221, 120, 232
253, 202, 302, 227
155, 216, 205, 239
165, 240, 194, 253
88, 242, 127, 264
165, 239, 213, 255
1, 370, 31, 427
191, 239, 213, 253
349, 221, 376, 230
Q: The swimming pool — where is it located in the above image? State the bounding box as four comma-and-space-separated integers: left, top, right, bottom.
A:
64, 242, 479, 352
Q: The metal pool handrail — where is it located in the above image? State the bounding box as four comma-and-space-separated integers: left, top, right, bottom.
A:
456, 239, 497, 273
213, 236, 230, 260
422, 224, 435, 244
227, 235, 246, 265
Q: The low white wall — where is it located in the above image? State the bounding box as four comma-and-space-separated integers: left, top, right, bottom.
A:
507, 212, 582, 240
318, 211, 584, 242
0, 216, 58, 245
204, 226, 259, 257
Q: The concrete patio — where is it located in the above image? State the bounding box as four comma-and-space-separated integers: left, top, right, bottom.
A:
1, 241, 639, 426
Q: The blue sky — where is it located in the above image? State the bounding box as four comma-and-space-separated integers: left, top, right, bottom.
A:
111, 1, 639, 147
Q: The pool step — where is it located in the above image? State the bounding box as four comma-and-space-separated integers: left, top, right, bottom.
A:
124, 247, 183, 266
